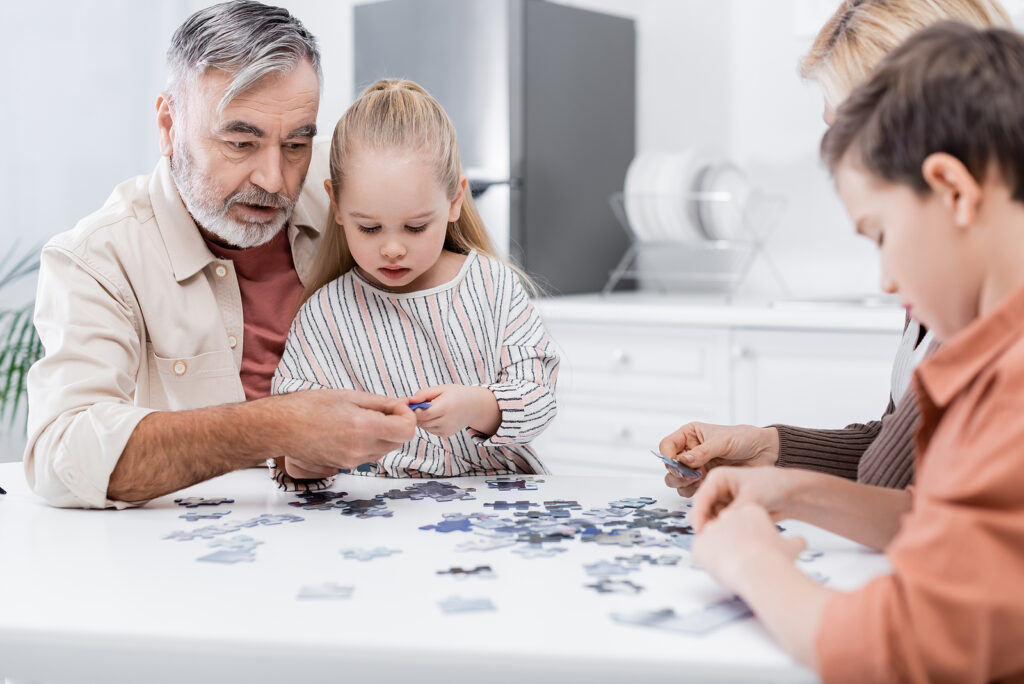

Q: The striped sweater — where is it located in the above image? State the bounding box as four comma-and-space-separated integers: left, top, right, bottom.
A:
272, 250, 559, 478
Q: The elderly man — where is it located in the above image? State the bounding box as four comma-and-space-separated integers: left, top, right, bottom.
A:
25, 1, 416, 509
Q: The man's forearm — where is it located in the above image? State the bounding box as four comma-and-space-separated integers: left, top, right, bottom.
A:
108, 396, 286, 502
788, 472, 912, 550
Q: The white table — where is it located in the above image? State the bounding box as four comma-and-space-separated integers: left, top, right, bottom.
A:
0, 461, 890, 684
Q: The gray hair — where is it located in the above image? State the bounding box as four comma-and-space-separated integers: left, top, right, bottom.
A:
166, 0, 321, 111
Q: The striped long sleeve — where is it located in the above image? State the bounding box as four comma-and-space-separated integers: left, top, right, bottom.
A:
271, 251, 558, 478
477, 283, 559, 447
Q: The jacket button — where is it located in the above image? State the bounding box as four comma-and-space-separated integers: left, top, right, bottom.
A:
215, 264, 228, 278
228, 334, 238, 349
173, 361, 187, 376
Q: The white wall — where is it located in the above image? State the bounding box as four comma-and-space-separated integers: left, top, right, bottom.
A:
5, 0, 1024, 462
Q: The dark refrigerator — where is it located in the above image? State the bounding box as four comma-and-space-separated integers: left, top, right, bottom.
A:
354, 0, 636, 295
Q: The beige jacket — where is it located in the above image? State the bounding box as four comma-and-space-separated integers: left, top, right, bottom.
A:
24, 141, 331, 508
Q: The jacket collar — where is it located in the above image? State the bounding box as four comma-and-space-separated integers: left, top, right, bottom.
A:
916, 284, 1024, 409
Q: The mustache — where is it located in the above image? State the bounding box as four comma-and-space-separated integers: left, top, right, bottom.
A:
225, 186, 295, 212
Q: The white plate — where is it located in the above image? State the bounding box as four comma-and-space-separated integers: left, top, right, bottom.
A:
624, 153, 656, 241
699, 162, 751, 241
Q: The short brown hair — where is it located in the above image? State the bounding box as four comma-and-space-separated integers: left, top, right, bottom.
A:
822, 22, 1024, 202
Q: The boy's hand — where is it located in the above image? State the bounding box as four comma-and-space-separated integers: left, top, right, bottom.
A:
690, 466, 802, 532
692, 502, 806, 594
405, 385, 501, 438
660, 423, 780, 497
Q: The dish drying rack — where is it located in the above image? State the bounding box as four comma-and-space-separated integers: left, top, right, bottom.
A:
602, 190, 790, 298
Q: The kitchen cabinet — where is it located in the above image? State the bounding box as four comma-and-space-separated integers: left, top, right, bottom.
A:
532, 294, 905, 477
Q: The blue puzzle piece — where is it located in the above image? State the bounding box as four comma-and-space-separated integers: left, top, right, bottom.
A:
650, 450, 701, 478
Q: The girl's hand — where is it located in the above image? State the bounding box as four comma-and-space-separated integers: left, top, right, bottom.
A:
692, 502, 806, 594
690, 466, 803, 532
283, 456, 338, 480
405, 385, 501, 438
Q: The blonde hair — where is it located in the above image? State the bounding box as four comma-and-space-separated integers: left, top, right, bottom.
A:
303, 78, 516, 302
800, 0, 1011, 107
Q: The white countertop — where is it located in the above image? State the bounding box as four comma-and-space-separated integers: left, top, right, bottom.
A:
536, 293, 906, 333
0, 461, 891, 684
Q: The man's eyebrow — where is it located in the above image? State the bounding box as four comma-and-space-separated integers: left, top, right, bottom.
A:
287, 124, 317, 139
221, 121, 264, 137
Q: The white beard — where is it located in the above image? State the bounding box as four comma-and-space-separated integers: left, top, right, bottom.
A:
169, 138, 297, 249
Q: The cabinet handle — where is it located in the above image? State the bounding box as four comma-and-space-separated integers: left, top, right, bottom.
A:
611, 349, 631, 366
731, 345, 753, 360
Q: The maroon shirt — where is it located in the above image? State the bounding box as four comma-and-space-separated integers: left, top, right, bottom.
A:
205, 230, 304, 400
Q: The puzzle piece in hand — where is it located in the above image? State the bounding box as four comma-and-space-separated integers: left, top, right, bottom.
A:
484, 500, 536, 511
174, 497, 235, 508
611, 596, 752, 636
384, 480, 477, 502
438, 595, 496, 614
485, 476, 544, 492
512, 544, 568, 559
609, 497, 657, 510
798, 549, 824, 563
340, 547, 402, 561
297, 583, 354, 600
437, 565, 495, 580
585, 578, 644, 594
179, 510, 231, 521
650, 449, 701, 479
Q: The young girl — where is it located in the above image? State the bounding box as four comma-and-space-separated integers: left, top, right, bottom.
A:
271, 79, 558, 480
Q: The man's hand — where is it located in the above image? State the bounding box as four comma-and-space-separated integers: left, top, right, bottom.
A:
276, 389, 416, 470
404, 385, 500, 438
659, 422, 780, 497
692, 502, 806, 595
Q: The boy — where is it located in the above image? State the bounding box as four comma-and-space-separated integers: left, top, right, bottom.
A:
688, 22, 1024, 683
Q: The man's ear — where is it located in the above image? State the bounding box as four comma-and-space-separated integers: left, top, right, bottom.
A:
156, 93, 177, 157
449, 175, 468, 222
921, 152, 981, 228
324, 179, 343, 225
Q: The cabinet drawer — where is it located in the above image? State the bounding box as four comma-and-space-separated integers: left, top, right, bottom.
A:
541, 403, 728, 454
548, 322, 730, 399
536, 439, 675, 479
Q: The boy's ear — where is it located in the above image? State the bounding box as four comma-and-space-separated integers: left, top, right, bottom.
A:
324, 179, 343, 225
921, 152, 981, 228
449, 175, 468, 223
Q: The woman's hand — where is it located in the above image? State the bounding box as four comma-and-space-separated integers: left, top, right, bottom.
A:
660, 422, 780, 497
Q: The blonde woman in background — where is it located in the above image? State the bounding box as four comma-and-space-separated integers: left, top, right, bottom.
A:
660, 0, 1011, 497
